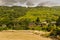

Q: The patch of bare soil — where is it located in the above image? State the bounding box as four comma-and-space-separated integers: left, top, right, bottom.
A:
0, 30, 53, 40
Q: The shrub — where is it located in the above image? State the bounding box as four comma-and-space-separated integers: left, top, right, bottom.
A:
50, 27, 60, 37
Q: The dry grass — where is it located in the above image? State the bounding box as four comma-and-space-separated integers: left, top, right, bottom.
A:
0, 30, 53, 40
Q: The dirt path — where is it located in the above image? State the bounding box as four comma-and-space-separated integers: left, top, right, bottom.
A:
0, 30, 53, 40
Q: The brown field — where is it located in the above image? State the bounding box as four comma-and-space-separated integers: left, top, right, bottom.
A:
0, 30, 53, 40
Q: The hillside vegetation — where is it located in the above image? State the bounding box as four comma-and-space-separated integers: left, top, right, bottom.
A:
0, 6, 60, 24
0, 6, 60, 39
24, 7, 59, 21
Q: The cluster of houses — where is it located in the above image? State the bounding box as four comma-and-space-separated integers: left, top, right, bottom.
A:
29, 21, 56, 28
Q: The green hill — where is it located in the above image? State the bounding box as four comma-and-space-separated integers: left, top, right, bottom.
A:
0, 6, 60, 30
20, 7, 60, 22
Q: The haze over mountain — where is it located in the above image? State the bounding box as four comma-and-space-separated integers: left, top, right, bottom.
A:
0, 0, 60, 7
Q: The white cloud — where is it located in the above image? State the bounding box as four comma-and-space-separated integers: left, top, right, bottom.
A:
0, 0, 60, 7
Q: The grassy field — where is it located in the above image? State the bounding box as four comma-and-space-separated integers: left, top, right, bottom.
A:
0, 30, 52, 40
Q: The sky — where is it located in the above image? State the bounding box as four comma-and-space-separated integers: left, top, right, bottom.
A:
0, 0, 60, 7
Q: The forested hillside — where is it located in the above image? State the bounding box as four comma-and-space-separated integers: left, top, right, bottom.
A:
0, 6, 60, 39
24, 7, 59, 21
0, 6, 29, 30
0, 6, 60, 29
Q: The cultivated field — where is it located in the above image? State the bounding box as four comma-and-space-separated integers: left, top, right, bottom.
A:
0, 30, 53, 40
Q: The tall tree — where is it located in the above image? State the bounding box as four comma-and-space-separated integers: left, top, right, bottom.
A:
35, 17, 40, 25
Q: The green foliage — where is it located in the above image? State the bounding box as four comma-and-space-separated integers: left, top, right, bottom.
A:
35, 17, 40, 25
50, 27, 60, 37
24, 6, 59, 21
56, 16, 60, 26
34, 26, 42, 30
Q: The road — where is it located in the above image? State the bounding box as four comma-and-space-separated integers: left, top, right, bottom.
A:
0, 30, 53, 40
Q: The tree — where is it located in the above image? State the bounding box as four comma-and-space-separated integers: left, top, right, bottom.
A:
56, 16, 60, 26
35, 17, 40, 25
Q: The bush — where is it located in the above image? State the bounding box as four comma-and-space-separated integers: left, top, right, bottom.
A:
50, 27, 60, 37
34, 26, 42, 30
